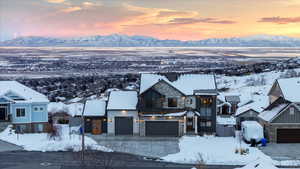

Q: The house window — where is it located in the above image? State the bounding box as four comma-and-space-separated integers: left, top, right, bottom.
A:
168, 98, 178, 107
200, 121, 206, 127
200, 97, 213, 116
34, 124, 44, 132
16, 108, 25, 117
201, 98, 213, 105
40, 107, 44, 111
16, 125, 27, 133
207, 121, 212, 127
290, 107, 295, 115
34, 107, 39, 111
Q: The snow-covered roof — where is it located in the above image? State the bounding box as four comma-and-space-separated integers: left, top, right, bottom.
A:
140, 73, 217, 95
48, 102, 68, 115
225, 95, 240, 103
142, 111, 200, 117
68, 103, 84, 117
235, 101, 265, 117
83, 99, 106, 116
258, 103, 289, 122
277, 77, 300, 102
217, 116, 236, 125
0, 81, 49, 103
107, 91, 138, 110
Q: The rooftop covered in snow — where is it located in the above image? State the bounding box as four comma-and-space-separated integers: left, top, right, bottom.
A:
235, 100, 266, 117
258, 97, 291, 122
0, 81, 49, 103
83, 99, 106, 116
277, 77, 300, 102
140, 73, 217, 95
107, 91, 138, 110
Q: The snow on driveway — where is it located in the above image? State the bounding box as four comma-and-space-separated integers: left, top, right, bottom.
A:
163, 136, 273, 165
0, 125, 111, 152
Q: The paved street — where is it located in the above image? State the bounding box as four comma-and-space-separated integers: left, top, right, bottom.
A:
260, 143, 300, 161
88, 134, 180, 157
0, 140, 23, 152
0, 151, 240, 169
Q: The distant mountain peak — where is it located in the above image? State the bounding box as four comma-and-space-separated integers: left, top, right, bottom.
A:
1, 34, 300, 47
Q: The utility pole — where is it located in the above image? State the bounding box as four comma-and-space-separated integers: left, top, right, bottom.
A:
81, 99, 87, 166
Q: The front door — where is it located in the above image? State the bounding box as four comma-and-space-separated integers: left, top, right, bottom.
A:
186, 117, 194, 131
0, 107, 6, 121
92, 119, 102, 135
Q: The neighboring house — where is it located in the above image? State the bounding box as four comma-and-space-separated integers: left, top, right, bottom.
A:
48, 102, 70, 124
225, 95, 240, 114
70, 99, 107, 134
138, 73, 218, 136
107, 91, 139, 135
235, 101, 265, 129
81, 99, 107, 135
216, 116, 236, 137
259, 77, 300, 143
0, 81, 49, 133
217, 95, 231, 115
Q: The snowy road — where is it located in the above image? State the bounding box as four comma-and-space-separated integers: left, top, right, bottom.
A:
0, 151, 241, 169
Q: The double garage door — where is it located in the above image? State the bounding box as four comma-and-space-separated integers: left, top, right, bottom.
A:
145, 121, 179, 137
277, 129, 300, 143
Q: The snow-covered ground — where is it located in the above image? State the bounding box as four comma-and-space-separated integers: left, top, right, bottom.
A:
163, 136, 273, 165
235, 159, 278, 169
163, 136, 300, 166
0, 125, 111, 152
217, 68, 300, 108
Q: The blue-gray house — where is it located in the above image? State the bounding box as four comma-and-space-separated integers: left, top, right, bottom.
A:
0, 81, 49, 133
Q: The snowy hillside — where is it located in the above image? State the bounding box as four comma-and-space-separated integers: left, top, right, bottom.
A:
217, 68, 300, 109
1, 34, 300, 47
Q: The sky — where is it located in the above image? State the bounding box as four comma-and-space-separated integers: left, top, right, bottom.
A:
0, 0, 300, 41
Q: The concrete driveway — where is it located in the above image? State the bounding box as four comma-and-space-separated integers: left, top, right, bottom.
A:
0, 140, 23, 152
88, 134, 179, 158
260, 143, 300, 161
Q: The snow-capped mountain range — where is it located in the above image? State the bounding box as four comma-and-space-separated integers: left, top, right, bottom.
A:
1, 34, 300, 47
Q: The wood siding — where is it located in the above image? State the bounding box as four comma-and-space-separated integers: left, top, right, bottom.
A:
272, 105, 300, 123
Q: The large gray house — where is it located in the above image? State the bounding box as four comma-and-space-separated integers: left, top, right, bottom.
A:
138, 73, 218, 136
259, 77, 300, 143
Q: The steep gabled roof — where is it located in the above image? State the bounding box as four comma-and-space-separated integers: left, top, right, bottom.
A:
140, 73, 217, 95
235, 99, 267, 117
276, 77, 300, 102
0, 81, 49, 103
258, 97, 291, 122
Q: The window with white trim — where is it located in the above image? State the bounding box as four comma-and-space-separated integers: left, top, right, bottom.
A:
16, 108, 25, 117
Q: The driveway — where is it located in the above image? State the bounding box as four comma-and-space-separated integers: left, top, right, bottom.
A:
0, 140, 23, 152
260, 143, 300, 161
88, 134, 179, 158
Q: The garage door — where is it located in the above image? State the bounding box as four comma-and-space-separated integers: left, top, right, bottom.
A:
115, 117, 133, 135
277, 129, 300, 143
145, 121, 178, 137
